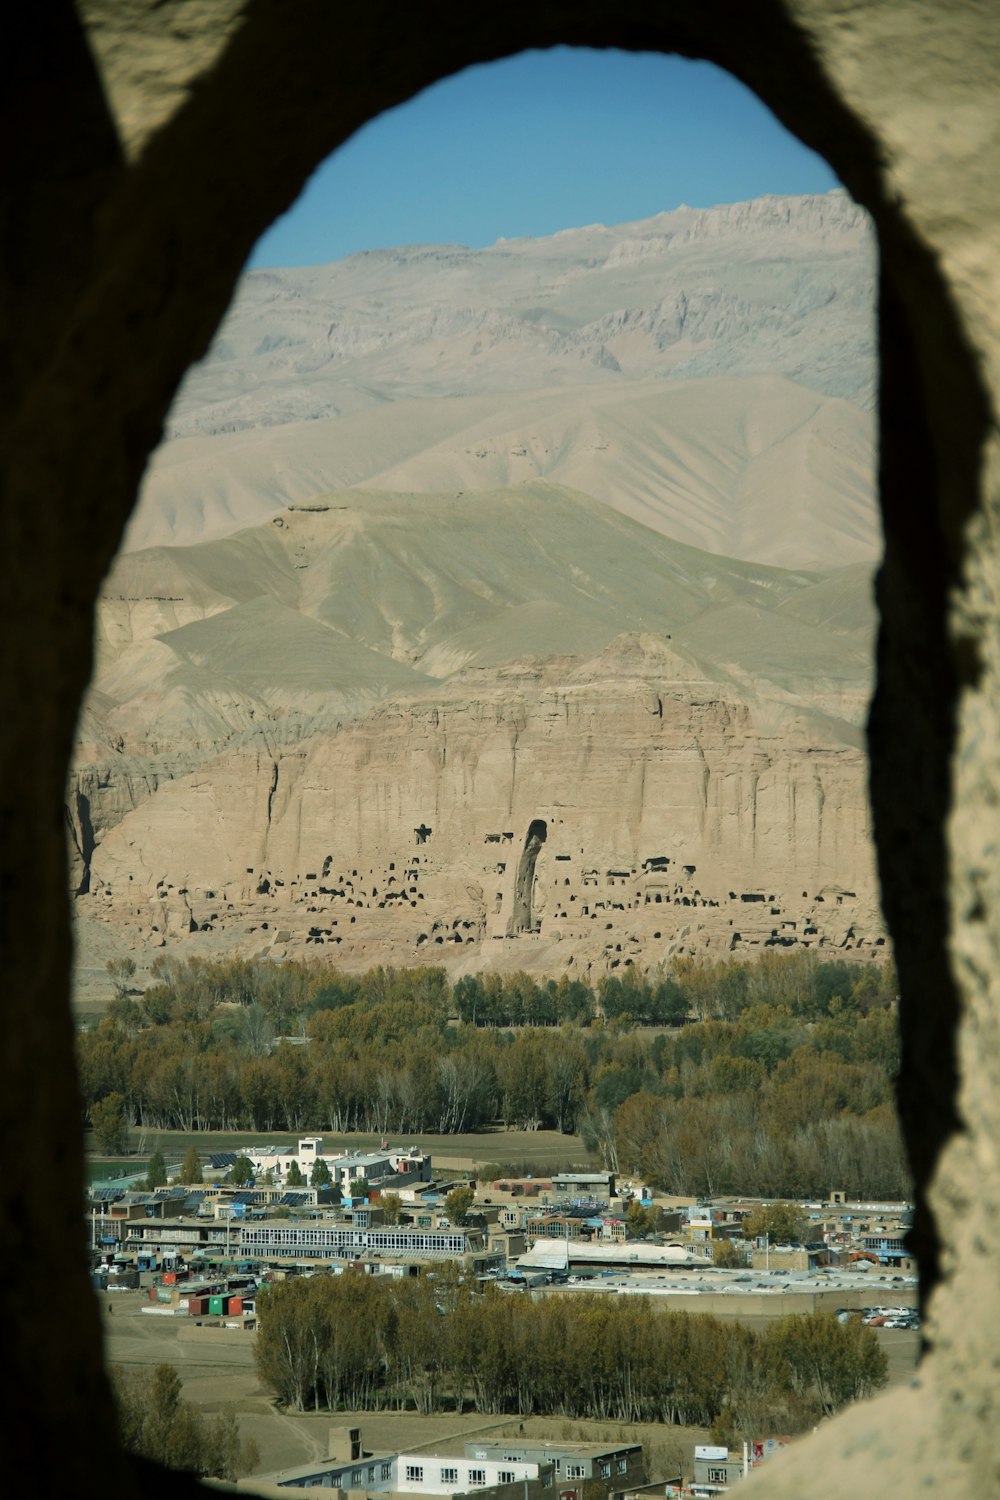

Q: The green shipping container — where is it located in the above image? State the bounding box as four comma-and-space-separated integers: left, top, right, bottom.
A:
208, 1295, 224, 1315
156, 1287, 174, 1303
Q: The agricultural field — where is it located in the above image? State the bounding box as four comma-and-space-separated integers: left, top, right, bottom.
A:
95, 1127, 595, 1177
98, 1291, 918, 1480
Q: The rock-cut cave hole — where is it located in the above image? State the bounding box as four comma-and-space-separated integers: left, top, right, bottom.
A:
509, 818, 547, 934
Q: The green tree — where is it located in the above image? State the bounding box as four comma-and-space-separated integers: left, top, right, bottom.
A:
351, 1175, 371, 1201
766, 1311, 888, 1416
203, 1408, 260, 1482
179, 1145, 203, 1184
625, 1200, 652, 1239
140, 983, 173, 1026
91, 1092, 129, 1155
117, 1362, 203, 1472
545, 1033, 588, 1132
742, 1202, 809, 1245
145, 1149, 167, 1189
379, 1192, 403, 1224
110, 1364, 259, 1478
106, 995, 141, 1038
310, 1158, 331, 1188
106, 955, 137, 1001
622, 1200, 672, 1239
286, 1161, 304, 1187
713, 1237, 750, 1268
227, 1154, 254, 1186
445, 1185, 475, 1225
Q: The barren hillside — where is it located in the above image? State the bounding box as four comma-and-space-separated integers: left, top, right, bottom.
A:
73, 193, 883, 985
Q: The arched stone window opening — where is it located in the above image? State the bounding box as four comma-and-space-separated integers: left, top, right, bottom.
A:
3, 8, 997, 1498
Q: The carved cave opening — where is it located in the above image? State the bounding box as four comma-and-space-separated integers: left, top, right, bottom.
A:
509, 818, 548, 933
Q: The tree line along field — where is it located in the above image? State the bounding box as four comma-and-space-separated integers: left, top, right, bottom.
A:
254, 1268, 888, 1436
109, 1362, 259, 1481
80, 952, 909, 1200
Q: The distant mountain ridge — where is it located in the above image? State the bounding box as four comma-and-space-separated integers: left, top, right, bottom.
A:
125, 192, 876, 563
164, 190, 873, 441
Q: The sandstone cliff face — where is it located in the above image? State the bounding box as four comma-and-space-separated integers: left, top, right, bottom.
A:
68, 192, 882, 976
73, 480, 881, 975
80, 654, 880, 975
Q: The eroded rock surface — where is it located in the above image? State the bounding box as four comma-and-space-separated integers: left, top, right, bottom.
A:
73, 487, 881, 975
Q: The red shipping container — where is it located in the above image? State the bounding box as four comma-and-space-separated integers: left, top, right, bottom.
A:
188, 1296, 208, 1316
227, 1297, 243, 1315
162, 1271, 177, 1285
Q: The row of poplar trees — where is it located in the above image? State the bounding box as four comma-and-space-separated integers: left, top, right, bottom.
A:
254, 1270, 887, 1433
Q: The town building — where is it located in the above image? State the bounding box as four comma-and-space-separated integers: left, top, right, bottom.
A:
467, 1441, 643, 1487
686, 1207, 745, 1243
245, 1439, 643, 1498
245, 1451, 552, 1497
236, 1218, 497, 1270
209, 1137, 432, 1191
550, 1171, 617, 1199
690, 1439, 789, 1491
518, 1237, 700, 1274
523, 1211, 627, 1244
860, 1225, 914, 1268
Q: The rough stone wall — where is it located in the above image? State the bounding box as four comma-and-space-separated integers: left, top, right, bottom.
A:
2, 2, 998, 1495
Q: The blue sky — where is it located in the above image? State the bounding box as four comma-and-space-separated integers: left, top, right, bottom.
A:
249, 49, 839, 269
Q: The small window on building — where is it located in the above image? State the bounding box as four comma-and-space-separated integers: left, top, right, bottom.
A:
566, 1466, 586, 1480
470, 1470, 487, 1486
406, 1466, 424, 1483
616, 1458, 627, 1475
600, 1462, 611, 1479
381, 1464, 393, 1481
352, 1471, 362, 1486
707, 1468, 728, 1484
499, 1473, 515, 1485
441, 1468, 458, 1486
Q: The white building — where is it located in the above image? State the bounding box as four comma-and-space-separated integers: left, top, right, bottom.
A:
238, 1220, 479, 1262
247, 1441, 644, 1495
248, 1452, 549, 1494
241, 1137, 431, 1189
